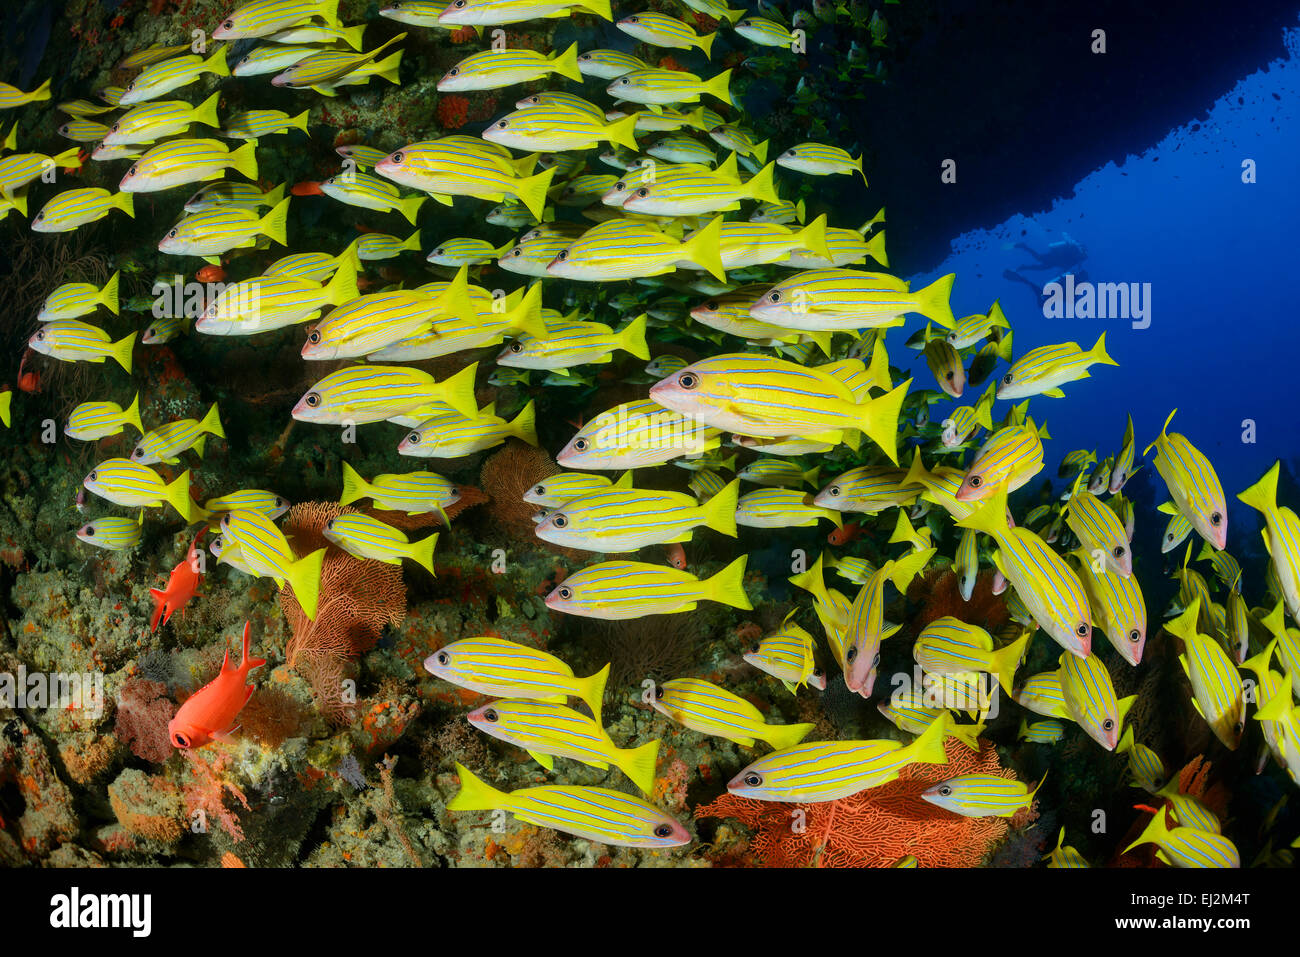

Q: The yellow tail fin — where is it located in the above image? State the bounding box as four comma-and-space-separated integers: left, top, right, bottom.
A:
113, 192, 135, 217
398, 193, 426, 225
191, 92, 220, 129
572, 663, 610, 718
604, 113, 640, 152
761, 720, 815, 750
122, 392, 144, 435
744, 162, 782, 206
199, 402, 225, 440
162, 470, 193, 521
619, 738, 661, 796
437, 361, 479, 418
703, 68, 733, 106
257, 196, 291, 246
321, 256, 359, 306
204, 47, 230, 77
699, 478, 739, 536
551, 41, 583, 82
619, 312, 649, 360
907, 713, 951, 767
339, 461, 370, 506
98, 271, 120, 315
514, 166, 555, 222
856, 378, 909, 465
683, 215, 726, 282
407, 532, 439, 577
108, 331, 135, 373
285, 547, 326, 619
912, 273, 956, 328
695, 29, 716, 60
704, 555, 752, 609
446, 762, 509, 812
1238, 460, 1280, 515
507, 400, 538, 445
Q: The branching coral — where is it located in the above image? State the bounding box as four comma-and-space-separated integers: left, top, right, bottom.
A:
907, 567, 1010, 635
114, 677, 176, 763
480, 441, 560, 539
280, 502, 407, 724
695, 738, 1036, 867
582, 610, 708, 690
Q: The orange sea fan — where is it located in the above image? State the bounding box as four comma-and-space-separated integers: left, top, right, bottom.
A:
695, 738, 1035, 867
480, 441, 560, 537
279, 502, 408, 723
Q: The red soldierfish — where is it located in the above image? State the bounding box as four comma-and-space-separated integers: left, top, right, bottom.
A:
150, 528, 206, 631
168, 621, 265, 749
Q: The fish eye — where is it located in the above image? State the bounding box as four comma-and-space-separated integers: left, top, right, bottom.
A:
614, 181, 626, 191
305, 392, 321, 407
705, 300, 718, 310
556, 249, 568, 261
845, 647, 857, 661
872, 652, 880, 665
222, 18, 233, 28
534, 485, 546, 495
1113, 546, 1125, 557
454, 0, 465, 5
483, 708, 499, 722
574, 438, 588, 451
558, 586, 572, 599
580, 54, 591, 61
325, 519, 334, 531
552, 515, 567, 528
628, 14, 639, 21
127, 166, 136, 176
968, 475, 982, 487
1102, 718, 1115, 731
35, 212, 42, 221
448, 68, 459, 76
498, 120, 509, 129
84, 526, 95, 536
275, 497, 285, 507
436, 651, 449, 665
828, 485, 841, 497
509, 341, 524, 353
407, 431, 421, 444
127, 82, 134, 90
36, 331, 44, 340
619, 78, 629, 85
1210, 511, 1222, 526
1075, 623, 1088, 637
168, 229, 177, 238
654, 685, 664, 700
768, 291, 781, 303
308, 330, 321, 343
1002, 373, 1013, 384
392, 151, 404, 163
132, 448, 143, 458
743, 772, 762, 787
653, 823, 672, 838
938, 785, 952, 796
89, 471, 98, 481
1128, 629, 1140, 643
812, 668, 824, 678
510, 248, 521, 257
945, 371, 954, 380
172, 732, 189, 747
636, 187, 649, 198
747, 643, 760, 654
678, 372, 698, 390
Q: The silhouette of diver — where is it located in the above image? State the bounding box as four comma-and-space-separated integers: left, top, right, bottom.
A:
1003, 233, 1088, 301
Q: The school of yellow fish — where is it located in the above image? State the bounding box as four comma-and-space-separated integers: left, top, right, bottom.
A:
4, 0, 1299, 864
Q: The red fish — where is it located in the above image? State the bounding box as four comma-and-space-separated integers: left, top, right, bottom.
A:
196, 264, 226, 282
150, 529, 206, 631
665, 542, 687, 569
17, 349, 40, 393
291, 180, 324, 196
168, 621, 265, 750
827, 521, 863, 546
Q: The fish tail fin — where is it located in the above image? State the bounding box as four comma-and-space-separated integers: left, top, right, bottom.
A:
108, 331, 136, 373
956, 484, 1011, 538
1144, 408, 1177, 458
575, 0, 612, 19
990, 629, 1031, 696
438, 361, 479, 418
508, 283, 547, 338
30, 78, 52, 103
238, 621, 267, 672
257, 196, 291, 246
446, 763, 508, 812
161, 470, 193, 521
398, 193, 426, 225
191, 91, 221, 129
797, 213, 833, 264
573, 663, 610, 718
98, 271, 120, 315
407, 532, 439, 577
619, 312, 649, 360
865, 228, 888, 267
515, 166, 555, 222
683, 214, 726, 283
264, 182, 287, 206
700, 478, 739, 536
285, 547, 326, 619
744, 162, 781, 206
290, 109, 311, 133
704, 555, 752, 609
1237, 460, 1279, 515
1255, 672, 1295, 722
856, 378, 908, 465
52, 147, 83, 169
320, 255, 359, 305
949, 720, 984, 751
199, 402, 224, 440
907, 713, 951, 767
887, 508, 916, 547
339, 461, 370, 506
122, 392, 144, 435
604, 112, 639, 152
204, 47, 230, 77
114, 191, 135, 217
803, 465, 822, 487
340, 23, 367, 50
703, 68, 734, 106
888, 543, 931, 592
552, 41, 583, 81
400, 228, 421, 251
806, 330, 834, 357
334, 235, 361, 270
696, 30, 716, 59
1123, 805, 1169, 856
912, 273, 955, 328
762, 721, 815, 751
751, 138, 769, 163
854, 153, 867, 185
507, 400, 538, 445
1090, 331, 1118, 366
619, 738, 661, 795
724, 5, 747, 23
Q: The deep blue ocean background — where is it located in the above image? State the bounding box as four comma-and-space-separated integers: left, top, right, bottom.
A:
896, 18, 1300, 562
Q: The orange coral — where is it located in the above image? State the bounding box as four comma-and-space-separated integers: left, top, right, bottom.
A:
480, 441, 560, 538
695, 738, 1033, 867
280, 502, 408, 722
907, 567, 1009, 635
436, 95, 469, 130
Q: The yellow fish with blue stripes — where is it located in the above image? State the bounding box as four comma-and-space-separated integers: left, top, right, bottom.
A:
1164, 598, 1245, 750
726, 713, 950, 803
212, 0, 343, 39
545, 556, 751, 619
322, 513, 438, 576
292, 362, 479, 425
131, 403, 224, 465
65, 394, 144, 441
535, 481, 737, 551
33, 188, 134, 233
29, 321, 134, 373
997, 332, 1118, 400
448, 763, 689, 848
398, 400, 536, 458
119, 49, 230, 105
37, 273, 120, 322
424, 636, 608, 713
1238, 460, 1300, 625
922, 772, 1046, 818
218, 509, 326, 618
83, 458, 194, 520
650, 677, 814, 749
1144, 409, 1228, 551
467, 698, 660, 794
1124, 806, 1239, 868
